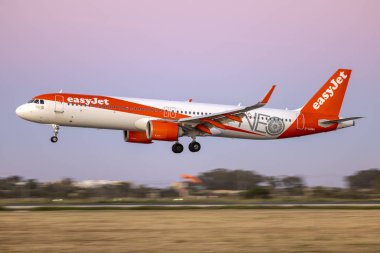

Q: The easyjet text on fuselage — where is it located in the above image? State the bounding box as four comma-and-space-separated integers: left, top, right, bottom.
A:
67, 97, 110, 106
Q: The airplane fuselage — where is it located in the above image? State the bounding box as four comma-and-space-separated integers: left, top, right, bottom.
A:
15, 69, 360, 153
16, 93, 352, 140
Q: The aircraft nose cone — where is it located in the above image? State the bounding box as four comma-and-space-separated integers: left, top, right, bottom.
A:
16, 104, 27, 119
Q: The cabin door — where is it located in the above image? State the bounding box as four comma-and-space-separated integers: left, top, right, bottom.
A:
55, 95, 64, 113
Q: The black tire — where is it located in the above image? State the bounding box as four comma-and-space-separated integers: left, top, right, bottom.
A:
189, 141, 201, 152
172, 143, 184, 153
51, 136, 58, 143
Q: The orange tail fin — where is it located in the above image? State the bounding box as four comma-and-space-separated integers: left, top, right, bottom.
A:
301, 69, 352, 116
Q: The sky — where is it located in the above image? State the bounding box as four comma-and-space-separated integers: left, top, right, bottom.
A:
0, 0, 379, 187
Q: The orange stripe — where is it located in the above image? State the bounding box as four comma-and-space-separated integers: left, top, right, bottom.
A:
34, 93, 190, 120
34, 93, 264, 137
196, 124, 212, 134
223, 125, 264, 136
201, 119, 227, 129
224, 114, 242, 123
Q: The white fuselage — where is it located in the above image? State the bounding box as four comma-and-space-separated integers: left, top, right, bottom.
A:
15, 69, 359, 153
16, 96, 298, 140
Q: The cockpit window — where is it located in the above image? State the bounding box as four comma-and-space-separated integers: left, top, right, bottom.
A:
27, 99, 45, 104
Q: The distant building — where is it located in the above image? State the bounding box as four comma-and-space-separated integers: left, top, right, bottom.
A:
73, 180, 125, 188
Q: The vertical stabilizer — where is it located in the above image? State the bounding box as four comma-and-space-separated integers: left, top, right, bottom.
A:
301, 69, 351, 116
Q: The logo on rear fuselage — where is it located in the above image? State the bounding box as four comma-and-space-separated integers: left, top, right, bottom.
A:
67, 97, 110, 106
313, 71, 347, 110
267, 117, 285, 136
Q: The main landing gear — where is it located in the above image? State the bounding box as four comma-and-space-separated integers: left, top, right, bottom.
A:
172, 139, 201, 154
50, 124, 60, 143
189, 141, 201, 152
172, 142, 184, 154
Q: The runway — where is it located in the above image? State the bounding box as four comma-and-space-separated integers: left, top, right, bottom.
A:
3, 202, 380, 210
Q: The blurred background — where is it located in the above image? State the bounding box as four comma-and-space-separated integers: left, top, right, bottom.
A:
1, 168, 379, 204
1, 0, 379, 192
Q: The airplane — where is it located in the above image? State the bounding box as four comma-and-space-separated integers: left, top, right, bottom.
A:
16, 69, 361, 153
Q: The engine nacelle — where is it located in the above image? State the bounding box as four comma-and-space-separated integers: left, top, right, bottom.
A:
146, 120, 183, 141
124, 130, 152, 144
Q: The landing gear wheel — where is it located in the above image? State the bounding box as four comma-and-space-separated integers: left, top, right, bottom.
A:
189, 141, 201, 152
172, 143, 184, 154
51, 124, 60, 143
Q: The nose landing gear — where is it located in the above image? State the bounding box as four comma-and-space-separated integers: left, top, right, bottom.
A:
51, 124, 60, 143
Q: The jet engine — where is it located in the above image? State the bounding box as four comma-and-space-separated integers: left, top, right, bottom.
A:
146, 120, 183, 141
124, 130, 152, 144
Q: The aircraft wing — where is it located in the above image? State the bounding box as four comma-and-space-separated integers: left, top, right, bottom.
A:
177, 85, 276, 134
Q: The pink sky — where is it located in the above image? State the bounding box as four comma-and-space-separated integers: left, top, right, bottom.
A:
0, 0, 379, 187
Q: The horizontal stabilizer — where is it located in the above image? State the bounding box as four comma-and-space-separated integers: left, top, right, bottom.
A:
319, 117, 363, 125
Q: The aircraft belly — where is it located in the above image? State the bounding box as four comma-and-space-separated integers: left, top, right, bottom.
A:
53, 108, 142, 130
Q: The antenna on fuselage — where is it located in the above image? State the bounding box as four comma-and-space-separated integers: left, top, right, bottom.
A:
59, 89, 63, 93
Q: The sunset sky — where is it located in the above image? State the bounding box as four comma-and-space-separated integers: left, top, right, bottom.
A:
1, 0, 379, 187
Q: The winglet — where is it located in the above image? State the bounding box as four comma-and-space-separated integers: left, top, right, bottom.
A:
261, 85, 276, 104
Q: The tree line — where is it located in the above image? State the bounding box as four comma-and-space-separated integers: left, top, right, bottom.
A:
0, 168, 379, 199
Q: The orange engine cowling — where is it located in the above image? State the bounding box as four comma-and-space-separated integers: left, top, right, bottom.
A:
124, 131, 152, 144
146, 120, 182, 141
